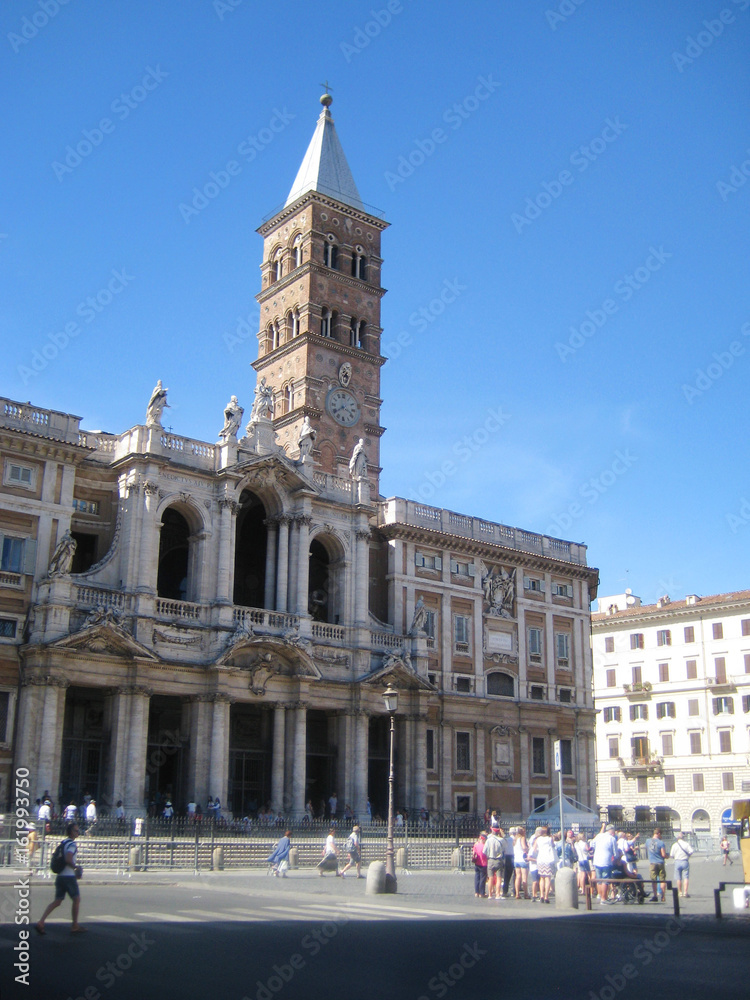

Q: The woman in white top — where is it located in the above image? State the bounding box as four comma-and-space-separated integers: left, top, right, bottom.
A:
574, 833, 591, 895
317, 827, 341, 876
531, 826, 556, 904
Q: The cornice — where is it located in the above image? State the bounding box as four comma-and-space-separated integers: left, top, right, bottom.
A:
253, 331, 387, 371
257, 261, 386, 305
592, 595, 750, 630
257, 190, 389, 235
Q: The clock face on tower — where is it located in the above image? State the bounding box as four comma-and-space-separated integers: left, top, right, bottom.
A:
326, 387, 360, 426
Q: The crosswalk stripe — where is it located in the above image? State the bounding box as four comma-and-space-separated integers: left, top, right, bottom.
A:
87, 914, 136, 923
134, 911, 201, 922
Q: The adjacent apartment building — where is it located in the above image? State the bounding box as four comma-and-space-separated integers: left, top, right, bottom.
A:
2, 94, 599, 819
592, 589, 750, 834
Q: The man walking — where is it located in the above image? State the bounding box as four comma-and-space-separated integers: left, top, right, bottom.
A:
646, 827, 668, 902
35, 822, 85, 934
484, 827, 504, 899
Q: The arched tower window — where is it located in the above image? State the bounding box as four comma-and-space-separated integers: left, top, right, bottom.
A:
324, 237, 338, 269
271, 247, 283, 283
291, 308, 300, 338
271, 321, 281, 351
349, 317, 359, 348
351, 248, 367, 281
320, 308, 332, 338
284, 383, 294, 413
292, 235, 303, 268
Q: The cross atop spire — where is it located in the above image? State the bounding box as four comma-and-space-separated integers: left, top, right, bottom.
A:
284, 92, 364, 212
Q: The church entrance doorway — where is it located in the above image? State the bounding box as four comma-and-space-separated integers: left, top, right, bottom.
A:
145, 696, 186, 814
368, 714, 397, 822
60, 687, 107, 809
227, 704, 272, 817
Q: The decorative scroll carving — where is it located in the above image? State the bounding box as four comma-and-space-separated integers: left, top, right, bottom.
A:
481, 564, 516, 619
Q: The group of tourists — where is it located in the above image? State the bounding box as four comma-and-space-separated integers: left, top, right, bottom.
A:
472, 821, 697, 905
265, 824, 364, 879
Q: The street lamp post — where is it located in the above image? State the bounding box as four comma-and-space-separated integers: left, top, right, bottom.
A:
383, 683, 398, 893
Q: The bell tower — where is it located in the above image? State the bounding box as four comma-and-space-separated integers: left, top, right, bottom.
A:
253, 93, 388, 493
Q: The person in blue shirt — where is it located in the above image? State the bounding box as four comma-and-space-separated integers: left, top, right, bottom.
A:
267, 830, 292, 877
646, 828, 667, 901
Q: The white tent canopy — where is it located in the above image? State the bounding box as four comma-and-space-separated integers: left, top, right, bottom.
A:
527, 795, 600, 828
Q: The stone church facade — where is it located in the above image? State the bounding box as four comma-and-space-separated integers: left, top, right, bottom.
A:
0, 96, 599, 819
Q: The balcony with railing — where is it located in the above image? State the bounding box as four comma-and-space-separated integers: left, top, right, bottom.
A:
618, 754, 664, 777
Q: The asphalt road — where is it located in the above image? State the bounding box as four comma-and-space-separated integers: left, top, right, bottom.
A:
2, 860, 748, 1000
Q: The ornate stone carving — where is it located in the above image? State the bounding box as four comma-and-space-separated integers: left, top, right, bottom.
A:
146, 379, 169, 427
219, 395, 244, 441
143, 481, 159, 496
82, 605, 127, 630
152, 628, 203, 647
481, 564, 516, 619
409, 597, 428, 636
23, 673, 70, 689
490, 724, 518, 737
492, 767, 513, 782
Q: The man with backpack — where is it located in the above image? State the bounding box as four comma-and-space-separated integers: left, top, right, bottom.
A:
340, 824, 362, 877
35, 822, 85, 935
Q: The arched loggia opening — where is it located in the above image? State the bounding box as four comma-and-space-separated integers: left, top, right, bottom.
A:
157, 508, 190, 600
233, 490, 268, 608
308, 535, 345, 624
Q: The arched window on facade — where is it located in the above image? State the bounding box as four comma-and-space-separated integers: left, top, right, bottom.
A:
486, 672, 515, 697
291, 308, 300, 338
272, 248, 283, 282
349, 317, 359, 348
271, 321, 281, 351
308, 536, 344, 624
324, 238, 338, 269
233, 491, 268, 608
292, 234, 303, 268
157, 508, 191, 601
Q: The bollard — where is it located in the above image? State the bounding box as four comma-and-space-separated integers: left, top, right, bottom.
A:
451, 846, 464, 870
366, 860, 387, 894
213, 846, 224, 871
396, 846, 408, 870
288, 846, 299, 870
129, 846, 141, 872
554, 866, 578, 910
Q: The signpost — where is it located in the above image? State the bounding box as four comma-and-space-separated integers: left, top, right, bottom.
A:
554, 739, 566, 864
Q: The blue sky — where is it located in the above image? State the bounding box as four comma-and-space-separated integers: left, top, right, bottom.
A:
1, 0, 749, 604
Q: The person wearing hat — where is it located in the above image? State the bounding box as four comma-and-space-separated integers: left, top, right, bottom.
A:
592, 822, 620, 904
340, 824, 362, 877
472, 831, 488, 897
670, 831, 694, 897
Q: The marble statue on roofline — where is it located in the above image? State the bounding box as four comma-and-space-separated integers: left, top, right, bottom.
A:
219, 395, 244, 441
146, 380, 169, 427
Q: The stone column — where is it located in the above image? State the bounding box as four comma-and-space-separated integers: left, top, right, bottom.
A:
13, 680, 47, 796
136, 481, 160, 594
295, 515, 312, 616
275, 516, 290, 613
396, 716, 410, 809
292, 700, 307, 817
271, 704, 286, 813
354, 528, 370, 625
208, 695, 232, 808
123, 686, 152, 812
413, 714, 428, 813
22, 677, 68, 800
341, 713, 356, 810
216, 498, 240, 604
474, 722, 486, 819
184, 696, 213, 807
440, 722, 453, 813
353, 711, 369, 820
288, 518, 299, 614
264, 518, 278, 610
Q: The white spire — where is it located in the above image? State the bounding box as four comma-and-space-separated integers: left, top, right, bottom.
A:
285, 95, 365, 212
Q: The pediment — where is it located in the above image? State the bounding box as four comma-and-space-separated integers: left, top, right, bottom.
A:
217, 628, 321, 685
51, 621, 158, 660
231, 452, 317, 494
362, 651, 435, 691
